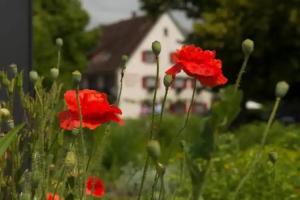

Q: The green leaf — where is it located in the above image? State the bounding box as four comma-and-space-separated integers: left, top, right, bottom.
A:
0, 123, 25, 157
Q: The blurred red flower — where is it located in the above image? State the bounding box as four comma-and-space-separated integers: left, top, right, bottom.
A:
86, 176, 105, 198
166, 45, 227, 87
47, 193, 60, 200
59, 89, 123, 130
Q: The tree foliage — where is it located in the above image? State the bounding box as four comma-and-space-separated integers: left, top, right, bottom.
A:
140, 0, 300, 100
33, 0, 99, 81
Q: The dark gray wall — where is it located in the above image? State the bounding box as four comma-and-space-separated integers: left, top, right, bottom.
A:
0, 0, 32, 91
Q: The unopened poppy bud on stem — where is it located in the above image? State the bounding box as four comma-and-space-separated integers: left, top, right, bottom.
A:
0, 108, 11, 119
9, 63, 18, 75
163, 74, 173, 88
121, 55, 128, 68
152, 41, 161, 56
156, 162, 166, 176
29, 70, 39, 83
147, 140, 161, 161
72, 70, 82, 84
50, 68, 59, 80
65, 151, 77, 167
242, 39, 254, 56
275, 81, 289, 98
56, 38, 63, 48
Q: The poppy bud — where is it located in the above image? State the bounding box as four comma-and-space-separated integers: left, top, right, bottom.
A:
72, 70, 82, 84
0, 108, 11, 119
121, 55, 128, 68
152, 41, 161, 56
29, 70, 39, 83
65, 151, 77, 167
268, 151, 278, 164
147, 140, 161, 161
163, 74, 173, 88
50, 68, 59, 80
9, 63, 18, 75
242, 39, 254, 56
156, 162, 166, 176
275, 81, 289, 98
6, 119, 15, 129
56, 38, 63, 48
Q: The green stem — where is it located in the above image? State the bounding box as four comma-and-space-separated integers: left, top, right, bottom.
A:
151, 172, 159, 200
116, 68, 125, 106
232, 97, 281, 199
158, 176, 165, 200
234, 54, 249, 92
158, 87, 169, 130
57, 48, 61, 69
75, 86, 87, 200
137, 55, 160, 200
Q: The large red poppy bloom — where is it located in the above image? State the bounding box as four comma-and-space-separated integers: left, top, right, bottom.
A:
58, 89, 123, 130
166, 45, 227, 87
47, 193, 60, 200
86, 176, 105, 198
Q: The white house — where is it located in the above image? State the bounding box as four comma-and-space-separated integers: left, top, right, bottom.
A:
85, 13, 213, 118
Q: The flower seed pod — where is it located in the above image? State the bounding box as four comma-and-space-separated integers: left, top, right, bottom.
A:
56, 38, 63, 48
0, 108, 11, 119
65, 151, 77, 167
268, 151, 278, 164
152, 41, 161, 56
29, 70, 39, 83
50, 68, 59, 80
242, 39, 254, 56
163, 74, 173, 88
9, 63, 18, 75
72, 70, 82, 84
147, 140, 161, 161
275, 81, 289, 98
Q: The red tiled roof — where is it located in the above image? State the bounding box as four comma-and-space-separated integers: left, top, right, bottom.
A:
86, 16, 155, 74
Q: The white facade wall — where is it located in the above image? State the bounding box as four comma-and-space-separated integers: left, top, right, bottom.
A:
118, 13, 213, 118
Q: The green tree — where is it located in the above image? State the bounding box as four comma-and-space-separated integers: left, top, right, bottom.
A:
140, 0, 300, 100
33, 0, 99, 82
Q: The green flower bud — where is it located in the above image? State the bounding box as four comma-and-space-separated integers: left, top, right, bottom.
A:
275, 81, 289, 98
242, 39, 254, 56
121, 55, 129, 68
0, 108, 11, 119
152, 41, 161, 56
56, 38, 63, 48
6, 119, 15, 129
50, 68, 59, 80
268, 151, 278, 164
9, 63, 18, 75
163, 74, 173, 88
65, 151, 77, 167
72, 70, 82, 84
156, 162, 166, 176
147, 140, 161, 161
29, 70, 39, 83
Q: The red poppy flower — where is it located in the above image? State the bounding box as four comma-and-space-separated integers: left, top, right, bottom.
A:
58, 89, 123, 130
86, 176, 105, 198
47, 193, 60, 200
166, 45, 227, 87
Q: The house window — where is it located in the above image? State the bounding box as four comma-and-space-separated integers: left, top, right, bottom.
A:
171, 77, 187, 90
170, 52, 176, 64
140, 100, 152, 116
142, 76, 159, 90
142, 50, 156, 63
164, 27, 169, 37
169, 101, 186, 114
192, 103, 208, 115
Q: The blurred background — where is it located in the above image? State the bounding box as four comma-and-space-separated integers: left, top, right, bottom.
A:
33, 0, 300, 122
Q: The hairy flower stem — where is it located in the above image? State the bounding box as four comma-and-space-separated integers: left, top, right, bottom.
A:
234, 54, 250, 92
158, 87, 169, 131
137, 55, 160, 200
75, 85, 87, 200
57, 48, 61, 70
232, 97, 281, 199
116, 67, 125, 106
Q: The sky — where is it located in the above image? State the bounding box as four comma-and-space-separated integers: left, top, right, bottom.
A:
81, 0, 193, 31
